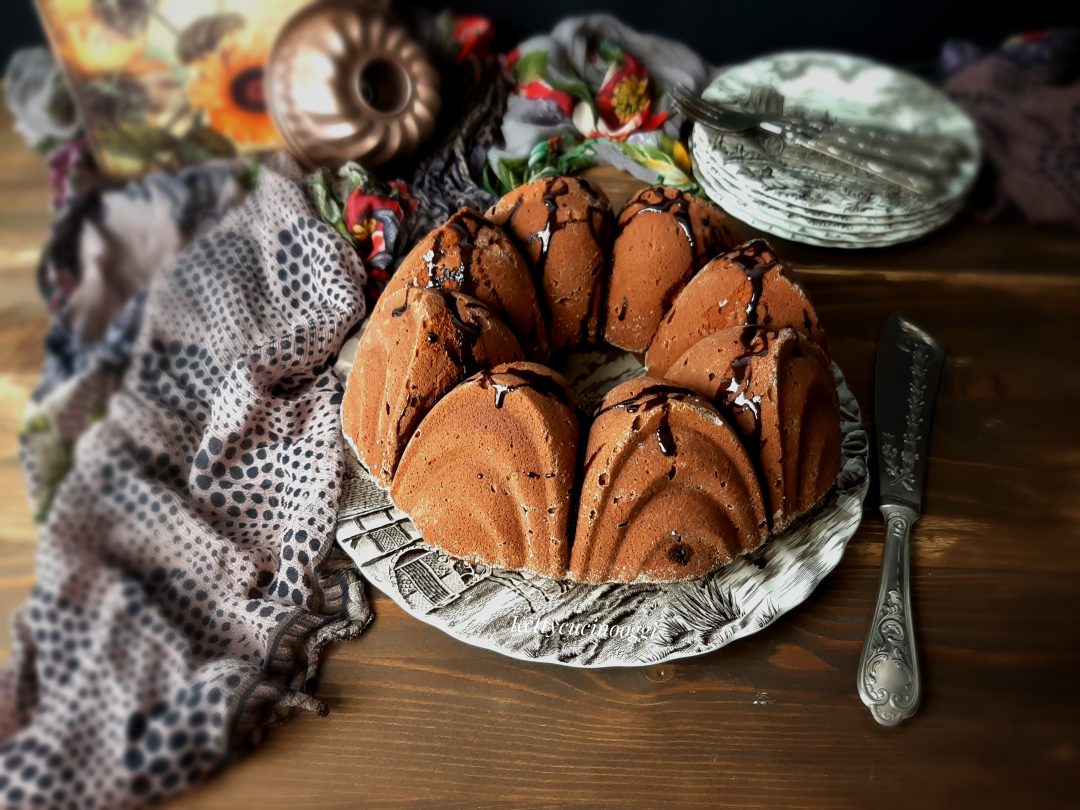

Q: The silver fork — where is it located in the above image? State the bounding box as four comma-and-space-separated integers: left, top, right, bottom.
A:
670, 84, 966, 195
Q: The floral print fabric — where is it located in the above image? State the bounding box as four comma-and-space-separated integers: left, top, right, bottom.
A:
487, 14, 715, 194
306, 164, 419, 311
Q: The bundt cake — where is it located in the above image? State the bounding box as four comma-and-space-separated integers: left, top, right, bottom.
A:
383, 208, 549, 360
664, 327, 841, 531
390, 362, 580, 579
646, 239, 827, 376
604, 186, 737, 352
342, 286, 523, 487
486, 176, 614, 349
341, 176, 844, 583
569, 378, 768, 583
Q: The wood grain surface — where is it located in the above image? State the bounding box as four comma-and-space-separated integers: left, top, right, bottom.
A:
1, 112, 1078, 809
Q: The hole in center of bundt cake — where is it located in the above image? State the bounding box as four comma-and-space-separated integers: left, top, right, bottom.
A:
557, 346, 647, 411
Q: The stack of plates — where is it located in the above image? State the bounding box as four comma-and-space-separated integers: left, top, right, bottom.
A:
690, 52, 982, 249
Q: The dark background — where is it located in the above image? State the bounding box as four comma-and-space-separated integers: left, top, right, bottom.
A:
5, 1, 1079, 67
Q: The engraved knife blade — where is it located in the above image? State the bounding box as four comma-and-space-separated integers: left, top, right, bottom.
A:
875, 313, 944, 513
858, 313, 944, 726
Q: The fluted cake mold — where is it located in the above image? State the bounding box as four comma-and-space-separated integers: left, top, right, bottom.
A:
267, 1, 441, 168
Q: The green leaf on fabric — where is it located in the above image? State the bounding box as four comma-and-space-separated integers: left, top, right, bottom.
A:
35, 135, 60, 155
497, 158, 525, 193
545, 74, 593, 104
657, 131, 679, 157
512, 50, 549, 83
525, 139, 554, 171
557, 138, 598, 174
305, 168, 344, 229
597, 39, 626, 65
99, 124, 175, 161
240, 159, 261, 192
617, 140, 694, 188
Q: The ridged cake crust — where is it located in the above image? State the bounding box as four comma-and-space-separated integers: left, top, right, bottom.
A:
646, 239, 827, 376
664, 327, 841, 531
383, 208, 549, 360
604, 186, 736, 352
345, 179, 844, 585
569, 378, 768, 584
390, 362, 581, 579
486, 176, 614, 349
342, 286, 523, 487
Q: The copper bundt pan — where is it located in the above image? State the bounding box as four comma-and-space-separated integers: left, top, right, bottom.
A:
267, 0, 441, 168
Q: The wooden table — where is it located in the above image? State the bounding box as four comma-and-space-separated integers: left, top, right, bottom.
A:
2, 110, 1079, 807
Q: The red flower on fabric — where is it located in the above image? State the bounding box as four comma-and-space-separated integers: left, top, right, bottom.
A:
572, 52, 668, 141
519, 79, 575, 116
451, 15, 494, 63
344, 189, 404, 259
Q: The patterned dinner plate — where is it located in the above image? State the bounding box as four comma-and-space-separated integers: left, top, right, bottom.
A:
690, 51, 980, 247
695, 134, 964, 229
698, 166, 960, 249
334, 349, 870, 668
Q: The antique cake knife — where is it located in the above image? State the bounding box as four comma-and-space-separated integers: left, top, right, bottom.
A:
858, 313, 944, 726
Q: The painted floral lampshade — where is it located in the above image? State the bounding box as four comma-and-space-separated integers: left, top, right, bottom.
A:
36, 0, 311, 177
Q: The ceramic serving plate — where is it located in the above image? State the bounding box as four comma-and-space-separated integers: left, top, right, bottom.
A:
334, 349, 869, 668
697, 165, 961, 249
695, 136, 964, 229
690, 50, 981, 248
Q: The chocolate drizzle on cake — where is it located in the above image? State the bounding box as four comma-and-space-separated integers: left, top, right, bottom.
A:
491, 380, 511, 409
348, 181, 841, 584
476, 366, 577, 412
730, 240, 776, 326
594, 383, 691, 418
619, 188, 697, 255
501, 177, 613, 345
576, 178, 614, 344
723, 329, 770, 437
423, 215, 476, 290
392, 293, 487, 452
505, 178, 571, 279
655, 412, 677, 457
593, 384, 696, 458
667, 538, 693, 566
630, 200, 694, 250
718, 328, 775, 530
389, 287, 412, 317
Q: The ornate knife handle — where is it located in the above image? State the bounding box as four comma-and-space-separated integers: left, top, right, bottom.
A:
857, 504, 921, 726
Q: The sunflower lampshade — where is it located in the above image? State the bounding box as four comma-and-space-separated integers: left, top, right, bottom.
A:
36, 0, 312, 177
187, 31, 279, 147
